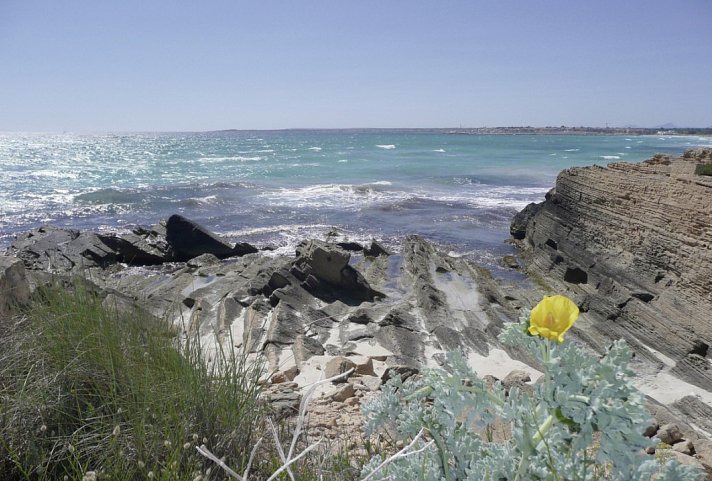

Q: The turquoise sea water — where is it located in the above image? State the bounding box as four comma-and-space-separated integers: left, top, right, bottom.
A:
0, 131, 708, 271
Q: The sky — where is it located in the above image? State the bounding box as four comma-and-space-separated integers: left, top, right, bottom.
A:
1, 1, 711, 132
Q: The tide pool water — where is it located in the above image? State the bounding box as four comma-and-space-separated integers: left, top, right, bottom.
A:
0, 131, 707, 273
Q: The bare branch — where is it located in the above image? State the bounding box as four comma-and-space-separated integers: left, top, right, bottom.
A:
196, 445, 243, 480
361, 429, 434, 481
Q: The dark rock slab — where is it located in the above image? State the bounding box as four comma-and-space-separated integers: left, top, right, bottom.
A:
165, 214, 257, 261
364, 240, 391, 257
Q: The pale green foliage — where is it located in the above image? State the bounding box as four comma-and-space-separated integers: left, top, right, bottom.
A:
361, 312, 704, 481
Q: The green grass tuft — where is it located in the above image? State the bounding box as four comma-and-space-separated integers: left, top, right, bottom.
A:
0, 282, 264, 481
695, 163, 712, 176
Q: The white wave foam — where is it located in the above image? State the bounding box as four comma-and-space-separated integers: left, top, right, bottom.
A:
429, 186, 550, 210
197, 156, 262, 162
222, 223, 343, 257
376, 144, 396, 149
600, 155, 621, 160
184, 195, 218, 206
432, 149, 446, 152
337, 159, 348, 163
308, 146, 322, 151
261, 182, 405, 209
28, 169, 80, 180
564, 149, 579, 152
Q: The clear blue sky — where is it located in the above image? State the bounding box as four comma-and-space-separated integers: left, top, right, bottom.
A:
1, 1, 710, 131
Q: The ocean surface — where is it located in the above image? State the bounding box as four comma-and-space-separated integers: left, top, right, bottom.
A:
1, 131, 708, 275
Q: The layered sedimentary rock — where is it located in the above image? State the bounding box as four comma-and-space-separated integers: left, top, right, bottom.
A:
512, 148, 712, 390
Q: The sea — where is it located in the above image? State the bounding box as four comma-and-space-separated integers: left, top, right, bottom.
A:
1, 131, 708, 276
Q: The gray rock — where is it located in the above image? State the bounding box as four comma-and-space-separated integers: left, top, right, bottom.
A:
292, 239, 383, 303
324, 357, 356, 382
0, 256, 31, 318
672, 440, 695, 456
97, 228, 169, 265
658, 423, 684, 445
8, 226, 116, 271
186, 253, 220, 268
671, 395, 712, 439
292, 335, 325, 368
353, 356, 376, 376
642, 420, 659, 438
381, 365, 419, 384
502, 370, 531, 389
692, 439, 712, 474
355, 375, 382, 392
262, 386, 301, 418
328, 383, 356, 402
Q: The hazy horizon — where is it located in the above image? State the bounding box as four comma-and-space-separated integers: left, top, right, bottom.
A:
1, 1, 711, 132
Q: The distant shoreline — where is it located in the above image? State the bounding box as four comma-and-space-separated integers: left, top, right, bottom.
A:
215, 127, 712, 136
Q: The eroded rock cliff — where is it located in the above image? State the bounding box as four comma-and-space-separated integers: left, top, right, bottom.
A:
512, 148, 712, 391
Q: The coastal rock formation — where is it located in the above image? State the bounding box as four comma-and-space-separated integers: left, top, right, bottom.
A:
512, 148, 712, 391
6, 216, 512, 383
5, 217, 259, 273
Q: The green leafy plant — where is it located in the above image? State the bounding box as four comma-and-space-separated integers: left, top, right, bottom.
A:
360, 298, 704, 481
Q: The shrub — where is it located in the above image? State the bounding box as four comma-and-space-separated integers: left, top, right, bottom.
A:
360, 298, 704, 481
694, 163, 712, 176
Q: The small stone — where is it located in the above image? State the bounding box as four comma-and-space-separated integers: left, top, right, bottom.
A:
482, 375, 499, 390
502, 370, 531, 389
672, 440, 695, 456
283, 365, 299, 381
381, 365, 419, 383
642, 420, 659, 438
693, 439, 712, 472
324, 357, 356, 382
501, 255, 520, 269
357, 375, 382, 392
344, 397, 360, 406
658, 423, 684, 445
502, 370, 532, 395
352, 356, 376, 376
187, 253, 220, 268
329, 384, 356, 402
645, 446, 656, 455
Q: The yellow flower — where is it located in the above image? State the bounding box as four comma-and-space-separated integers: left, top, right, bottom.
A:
528, 295, 579, 343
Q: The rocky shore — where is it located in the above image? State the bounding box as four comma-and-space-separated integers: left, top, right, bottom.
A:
1, 149, 711, 473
